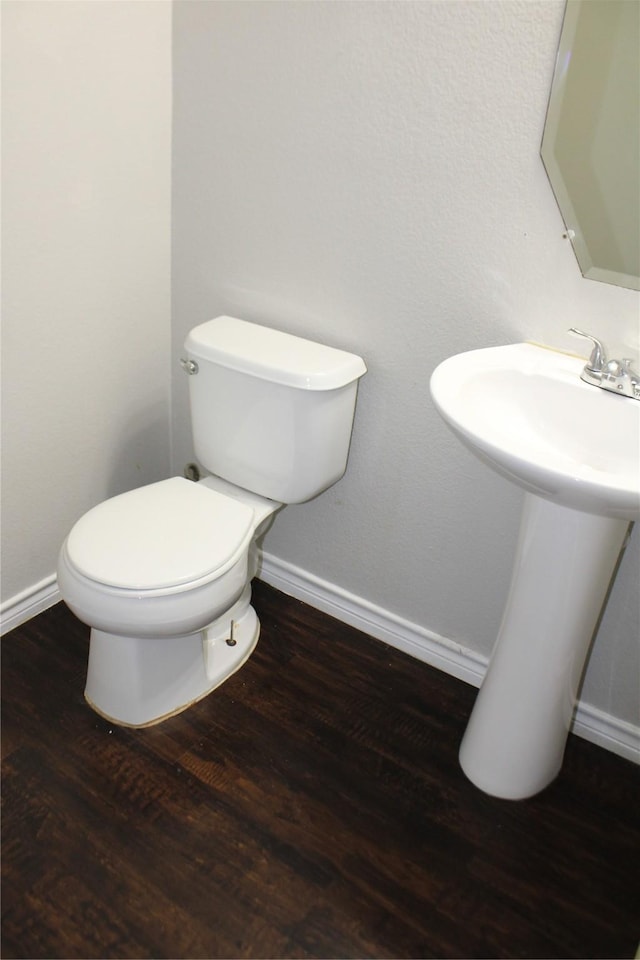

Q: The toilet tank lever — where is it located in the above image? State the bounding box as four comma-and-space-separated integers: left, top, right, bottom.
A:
180, 358, 199, 375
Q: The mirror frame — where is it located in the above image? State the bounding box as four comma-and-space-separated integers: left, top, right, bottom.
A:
541, 0, 639, 291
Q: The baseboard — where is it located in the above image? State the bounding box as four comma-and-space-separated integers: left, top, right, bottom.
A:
0, 575, 61, 636
4, 560, 638, 765
571, 702, 639, 764
258, 551, 640, 766
258, 551, 488, 687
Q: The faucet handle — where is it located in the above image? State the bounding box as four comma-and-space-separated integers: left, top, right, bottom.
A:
568, 328, 607, 371
621, 358, 640, 389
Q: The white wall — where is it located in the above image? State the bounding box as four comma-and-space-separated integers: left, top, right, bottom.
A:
1, 1, 173, 606
172, 1, 639, 731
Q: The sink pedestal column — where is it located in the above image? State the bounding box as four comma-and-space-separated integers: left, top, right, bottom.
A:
459, 493, 630, 800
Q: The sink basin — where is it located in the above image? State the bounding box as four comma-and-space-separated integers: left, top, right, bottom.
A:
429, 341, 638, 800
430, 342, 640, 520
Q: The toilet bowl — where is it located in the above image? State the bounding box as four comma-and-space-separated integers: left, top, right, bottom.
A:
58, 475, 279, 726
57, 316, 366, 727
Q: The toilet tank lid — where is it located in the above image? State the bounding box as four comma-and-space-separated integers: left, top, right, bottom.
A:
185, 316, 366, 390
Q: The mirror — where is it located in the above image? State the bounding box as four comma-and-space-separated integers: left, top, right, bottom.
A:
541, 0, 639, 291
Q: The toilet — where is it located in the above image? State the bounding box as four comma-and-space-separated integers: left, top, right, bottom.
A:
57, 316, 366, 727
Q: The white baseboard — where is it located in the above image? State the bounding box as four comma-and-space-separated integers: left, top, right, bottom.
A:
259, 551, 488, 687
3, 559, 638, 766
572, 702, 640, 765
258, 551, 640, 766
0, 574, 61, 636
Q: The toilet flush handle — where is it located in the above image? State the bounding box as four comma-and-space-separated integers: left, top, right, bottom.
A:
180, 358, 199, 375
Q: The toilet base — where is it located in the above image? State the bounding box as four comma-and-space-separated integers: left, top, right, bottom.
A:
84, 585, 260, 727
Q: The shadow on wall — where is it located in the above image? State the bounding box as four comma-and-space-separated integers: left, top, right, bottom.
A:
105, 405, 170, 502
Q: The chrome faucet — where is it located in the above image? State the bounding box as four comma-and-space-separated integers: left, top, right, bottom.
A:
568, 328, 640, 400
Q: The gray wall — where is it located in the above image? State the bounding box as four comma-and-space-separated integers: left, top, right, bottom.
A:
172, 1, 639, 727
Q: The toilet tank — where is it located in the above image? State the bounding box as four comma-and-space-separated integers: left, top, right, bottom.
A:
183, 316, 366, 503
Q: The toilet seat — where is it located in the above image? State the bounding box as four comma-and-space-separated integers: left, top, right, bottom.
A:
65, 477, 255, 592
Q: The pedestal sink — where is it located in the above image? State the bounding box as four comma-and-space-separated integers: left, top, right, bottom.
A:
430, 342, 639, 799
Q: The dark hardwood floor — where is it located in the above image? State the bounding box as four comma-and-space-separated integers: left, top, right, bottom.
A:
2, 579, 639, 960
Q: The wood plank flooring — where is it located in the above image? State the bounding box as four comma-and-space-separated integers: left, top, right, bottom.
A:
2, 579, 639, 959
